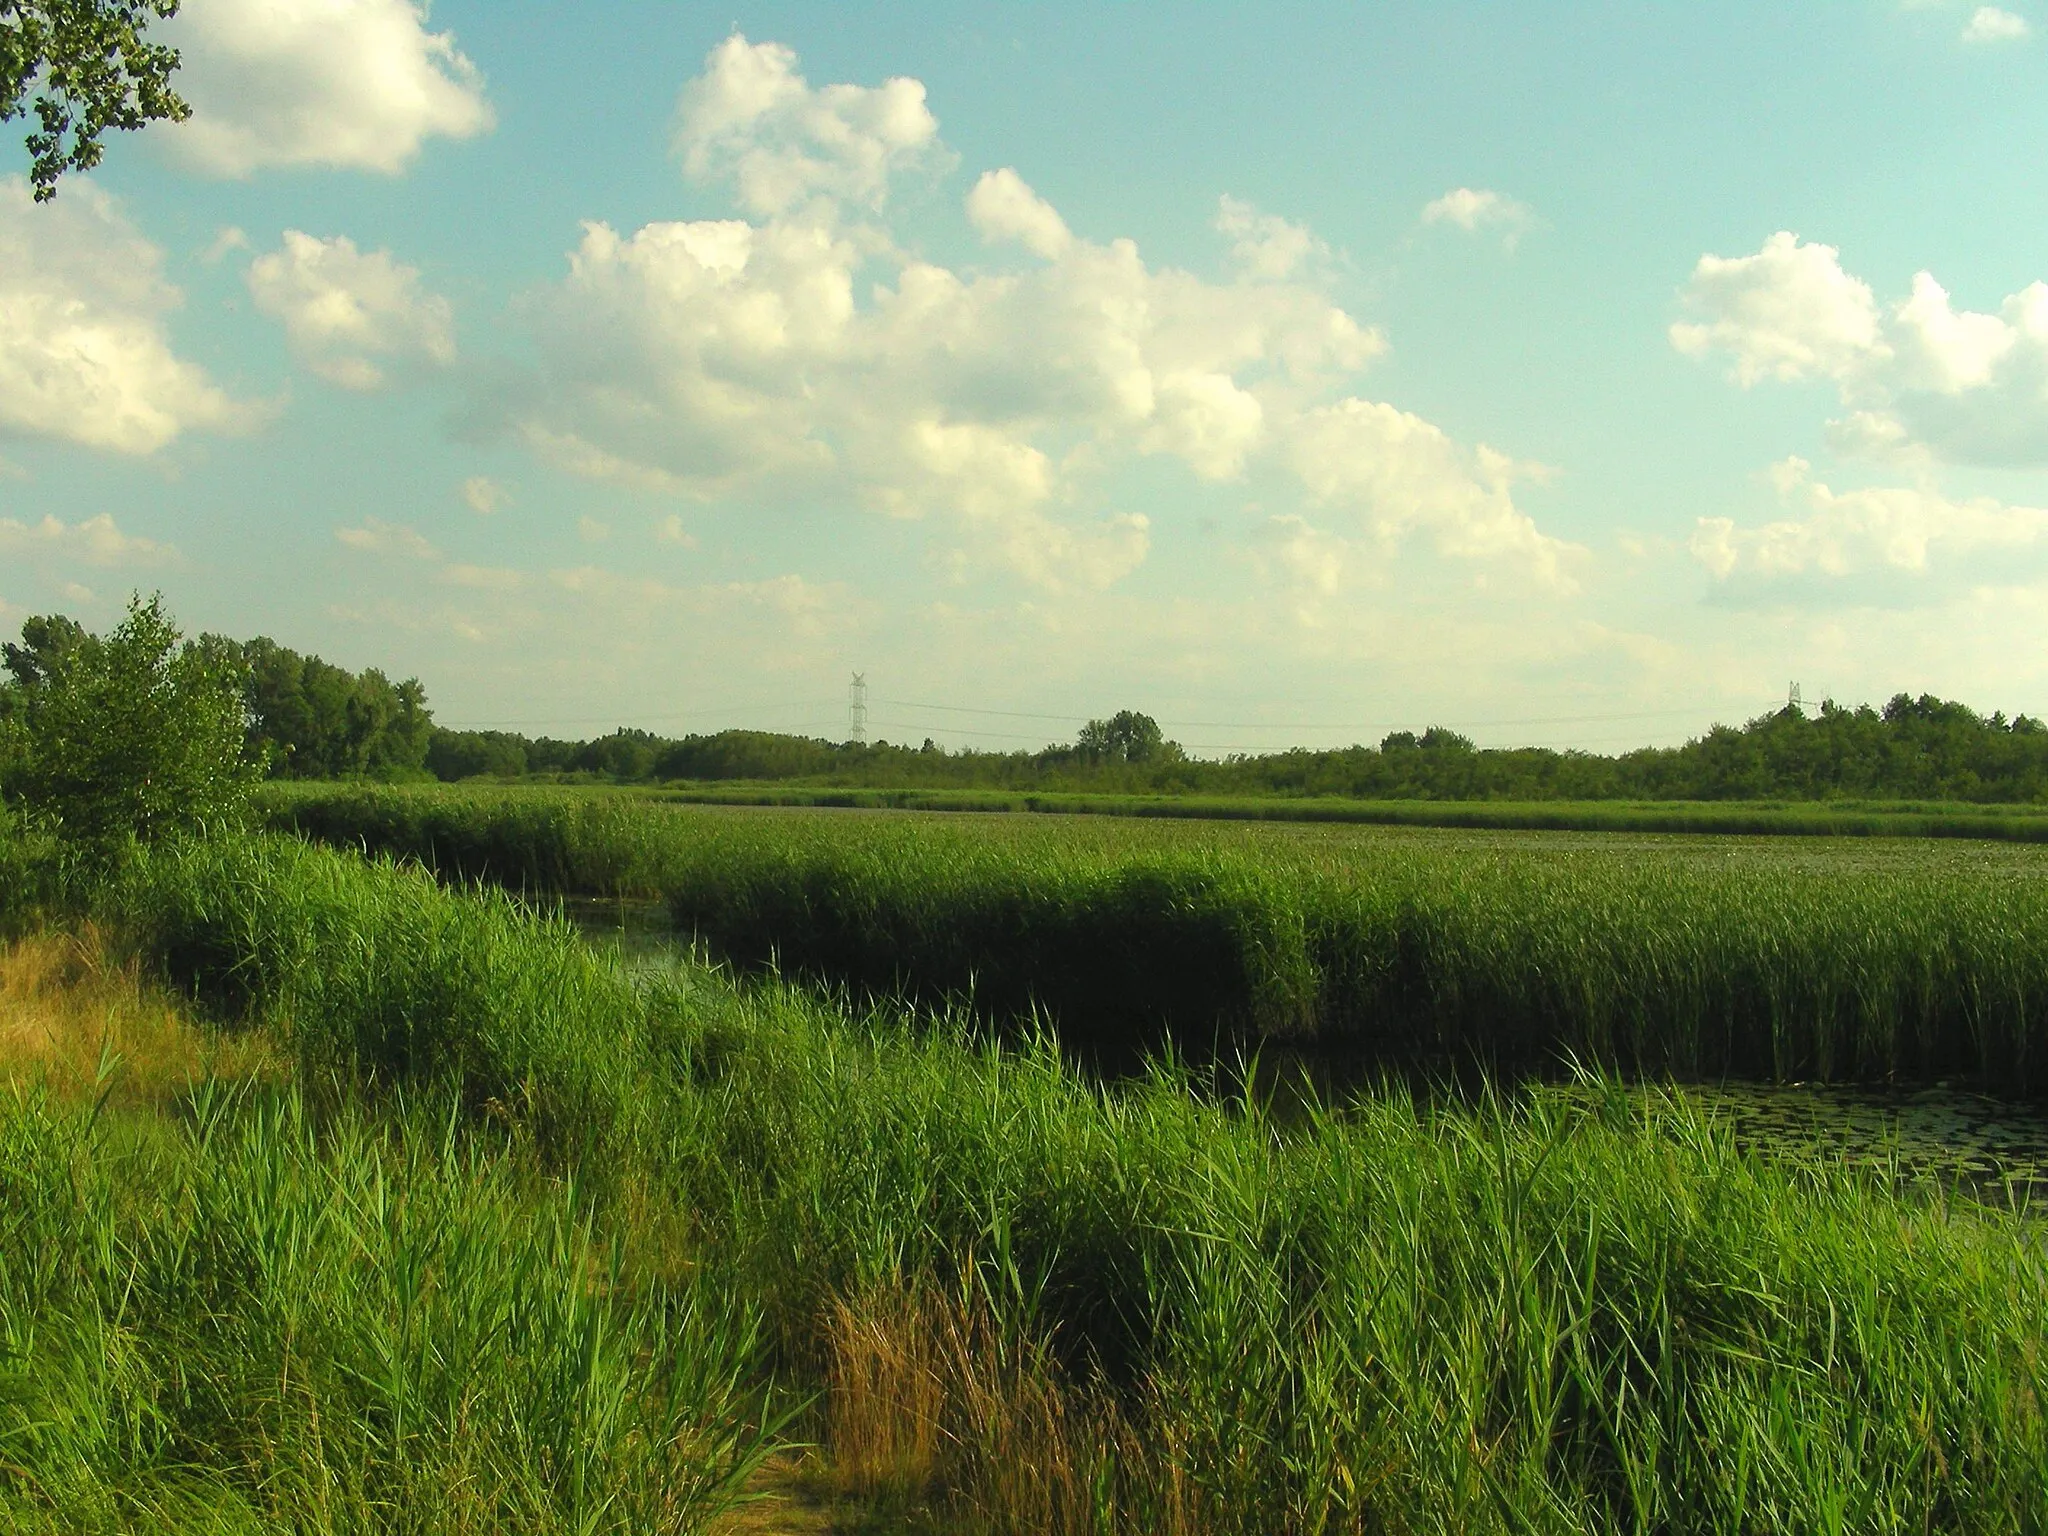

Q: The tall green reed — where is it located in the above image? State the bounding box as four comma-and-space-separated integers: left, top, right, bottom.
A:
658, 989, 2048, 1533
641, 780, 2048, 842
0, 806, 84, 937
0, 1079, 778, 1534
109, 833, 685, 1162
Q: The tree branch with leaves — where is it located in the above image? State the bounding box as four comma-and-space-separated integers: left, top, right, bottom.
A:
1, 0, 188, 200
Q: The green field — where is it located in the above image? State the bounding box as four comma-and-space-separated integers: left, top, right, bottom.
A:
264, 783, 2048, 1095
7, 824, 2048, 1532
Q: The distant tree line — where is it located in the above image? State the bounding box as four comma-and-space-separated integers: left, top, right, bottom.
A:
427, 697, 2048, 804
10, 605, 2048, 802
1207, 699, 2048, 802
425, 712, 1188, 787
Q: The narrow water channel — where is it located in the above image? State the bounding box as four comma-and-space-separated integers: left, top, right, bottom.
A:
557, 896, 2048, 1213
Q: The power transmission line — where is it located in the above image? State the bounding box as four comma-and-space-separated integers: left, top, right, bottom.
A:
447, 691, 1788, 746
441, 697, 844, 729
876, 698, 1774, 734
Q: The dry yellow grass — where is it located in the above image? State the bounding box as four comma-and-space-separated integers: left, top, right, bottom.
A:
819, 1276, 1210, 1536
825, 1286, 948, 1501
0, 925, 277, 1104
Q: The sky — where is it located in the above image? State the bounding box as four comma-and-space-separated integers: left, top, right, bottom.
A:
6, 1, 2048, 754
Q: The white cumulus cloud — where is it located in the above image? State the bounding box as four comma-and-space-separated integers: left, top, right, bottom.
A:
161, 0, 492, 176
1690, 458, 2048, 580
1963, 6, 2030, 41
492, 42, 1556, 594
1670, 232, 1884, 385
511, 197, 1381, 585
1421, 187, 1534, 245
1675, 231, 2048, 465
0, 513, 174, 565
673, 35, 942, 217
519, 215, 855, 494
0, 177, 249, 454
967, 168, 1072, 260
248, 231, 456, 389
1139, 370, 1267, 481
1284, 401, 1574, 586
1215, 195, 1327, 279
1887, 270, 2018, 391
200, 225, 249, 263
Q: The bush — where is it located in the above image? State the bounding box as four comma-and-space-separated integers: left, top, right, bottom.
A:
4, 594, 255, 856
0, 804, 65, 934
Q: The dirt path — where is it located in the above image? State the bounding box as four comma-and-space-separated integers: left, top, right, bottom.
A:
710, 1460, 839, 1534
710, 1457, 942, 1535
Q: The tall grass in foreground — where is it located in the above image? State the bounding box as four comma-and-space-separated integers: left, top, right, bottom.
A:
8, 831, 2047, 1529
267, 784, 2048, 1093
0, 1083, 777, 1534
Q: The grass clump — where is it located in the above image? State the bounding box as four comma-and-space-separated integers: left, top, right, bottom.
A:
262, 782, 676, 898
111, 833, 676, 1162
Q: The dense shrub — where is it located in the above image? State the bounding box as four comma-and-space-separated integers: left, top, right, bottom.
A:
3, 594, 255, 855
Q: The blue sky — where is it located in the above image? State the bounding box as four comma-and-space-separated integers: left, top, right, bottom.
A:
6, 0, 2048, 752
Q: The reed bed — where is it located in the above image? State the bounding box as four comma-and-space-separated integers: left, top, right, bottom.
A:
0, 810, 66, 937
8, 830, 2048, 1531
266, 784, 2048, 1093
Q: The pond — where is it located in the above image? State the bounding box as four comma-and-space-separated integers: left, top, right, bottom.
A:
1660, 1081, 2048, 1210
